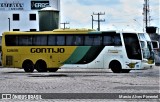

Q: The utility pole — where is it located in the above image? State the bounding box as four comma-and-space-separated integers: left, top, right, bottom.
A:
91, 15, 94, 29
143, 0, 150, 32
93, 12, 105, 31
60, 22, 70, 29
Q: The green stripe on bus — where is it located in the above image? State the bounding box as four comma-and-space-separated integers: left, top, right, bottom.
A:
62, 46, 91, 64
76, 46, 105, 64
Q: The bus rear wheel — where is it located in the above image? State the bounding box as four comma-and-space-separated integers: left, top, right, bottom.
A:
22, 60, 34, 72
35, 60, 47, 72
48, 68, 59, 72
109, 61, 122, 73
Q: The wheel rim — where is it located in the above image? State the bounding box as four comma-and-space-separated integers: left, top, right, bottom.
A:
35, 60, 47, 72
23, 61, 34, 72
110, 61, 122, 73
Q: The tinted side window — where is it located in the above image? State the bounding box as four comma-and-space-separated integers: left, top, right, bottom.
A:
19, 35, 32, 46
57, 36, 65, 46
66, 36, 75, 45
75, 36, 84, 46
114, 34, 122, 46
103, 34, 122, 46
5, 35, 18, 46
66, 35, 84, 46
103, 35, 113, 46
84, 35, 102, 46
48, 35, 56, 46
33, 35, 47, 46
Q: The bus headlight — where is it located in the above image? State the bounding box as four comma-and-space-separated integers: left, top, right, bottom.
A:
127, 63, 138, 68
148, 60, 154, 64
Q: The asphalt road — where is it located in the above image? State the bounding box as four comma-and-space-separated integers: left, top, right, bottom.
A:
0, 66, 159, 102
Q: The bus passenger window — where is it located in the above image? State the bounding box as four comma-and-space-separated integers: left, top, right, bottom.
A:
93, 36, 101, 45
75, 36, 84, 46
103, 35, 113, 46
66, 36, 75, 45
5, 35, 18, 46
19, 35, 32, 46
48, 35, 56, 46
114, 35, 122, 46
33, 35, 47, 46
84, 36, 101, 46
57, 36, 65, 46
67, 35, 84, 46
85, 36, 93, 46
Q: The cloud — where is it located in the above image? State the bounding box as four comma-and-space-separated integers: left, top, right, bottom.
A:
149, 0, 160, 27
61, 0, 159, 31
76, 0, 120, 6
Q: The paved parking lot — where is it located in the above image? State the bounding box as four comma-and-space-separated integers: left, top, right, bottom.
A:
0, 66, 159, 101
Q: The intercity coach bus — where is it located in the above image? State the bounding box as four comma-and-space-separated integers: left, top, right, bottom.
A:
138, 33, 158, 68
1, 29, 157, 73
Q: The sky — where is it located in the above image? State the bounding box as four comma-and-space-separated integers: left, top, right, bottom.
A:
60, 0, 160, 32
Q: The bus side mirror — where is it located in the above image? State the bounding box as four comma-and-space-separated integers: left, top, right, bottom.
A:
152, 41, 159, 50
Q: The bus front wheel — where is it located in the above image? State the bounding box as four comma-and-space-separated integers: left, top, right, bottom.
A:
35, 60, 47, 72
22, 60, 34, 72
109, 61, 122, 73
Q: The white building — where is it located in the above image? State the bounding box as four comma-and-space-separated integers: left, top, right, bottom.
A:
0, 0, 60, 35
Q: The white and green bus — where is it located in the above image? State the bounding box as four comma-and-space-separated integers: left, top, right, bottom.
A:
2, 29, 158, 73
138, 33, 157, 68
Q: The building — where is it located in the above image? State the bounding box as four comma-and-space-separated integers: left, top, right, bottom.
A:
0, 0, 60, 35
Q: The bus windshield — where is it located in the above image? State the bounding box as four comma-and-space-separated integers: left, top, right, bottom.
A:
123, 33, 142, 60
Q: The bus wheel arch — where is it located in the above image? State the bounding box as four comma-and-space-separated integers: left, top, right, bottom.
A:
35, 59, 47, 72
109, 60, 122, 73
22, 59, 34, 72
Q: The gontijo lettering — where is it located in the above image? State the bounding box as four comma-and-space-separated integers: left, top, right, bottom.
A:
30, 48, 65, 53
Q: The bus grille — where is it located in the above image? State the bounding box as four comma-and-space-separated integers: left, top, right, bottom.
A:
6, 56, 13, 66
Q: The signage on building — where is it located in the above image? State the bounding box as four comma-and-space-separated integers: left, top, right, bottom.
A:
31, 0, 50, 10
0, 0, 51, 11
0, 1, 24, 11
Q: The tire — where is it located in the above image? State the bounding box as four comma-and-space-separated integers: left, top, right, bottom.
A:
48, 68, 59, 72
22, 60, 34, 72
109, 61, 122, 73
35, 60, 47, 72
121, 69, 130, 73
